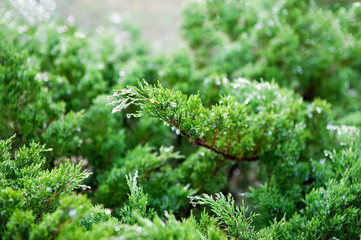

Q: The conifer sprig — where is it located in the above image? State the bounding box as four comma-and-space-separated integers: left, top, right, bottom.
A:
109, 80, 304, 163
190, 193, 258, 239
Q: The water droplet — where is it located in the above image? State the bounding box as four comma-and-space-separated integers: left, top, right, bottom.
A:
170, 102, 177, 108
109, 12, 122, 24
46, 187, 52, 192
150, 99, 155, 103
176, 129, 181, 135
164, 147, 172, 152
69, 209, 77, 218
293, 66, 303, 75
171, 126, 177, 131
126, 114, 131, 118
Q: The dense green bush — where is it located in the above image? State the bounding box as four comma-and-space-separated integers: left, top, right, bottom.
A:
1, 0, 361, 239
182, 0, 361, 119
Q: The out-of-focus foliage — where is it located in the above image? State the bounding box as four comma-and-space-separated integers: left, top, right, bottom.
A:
0, 1, 173, 173
182, 0, 361, 119
1, 0, 361, 239
95, 145, 196, 216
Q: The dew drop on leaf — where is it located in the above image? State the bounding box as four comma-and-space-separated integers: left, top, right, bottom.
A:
69, 209, 77, 218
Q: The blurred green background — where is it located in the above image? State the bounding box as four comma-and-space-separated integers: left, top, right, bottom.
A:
54, 0, 356, 53
5, 0, 358, 53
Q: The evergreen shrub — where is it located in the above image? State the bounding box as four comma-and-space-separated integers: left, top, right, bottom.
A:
1, 0, 361, 239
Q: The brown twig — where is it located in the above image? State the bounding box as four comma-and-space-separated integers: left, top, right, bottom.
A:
213, 159, 224, 174
211, 128, 219, 147
239, 151, 244, 161
252, 142, 260, 158
170, 119, 259, 162
51, 218, 72, 240
170, 119, 187, 136
37, 190, 59, 221
226, 137, 232, 154
140, 133, 150, 146
193, 138, 258, 162
105, 149, 114, 166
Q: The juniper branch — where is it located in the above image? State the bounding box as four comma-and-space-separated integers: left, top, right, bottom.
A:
108, 80, 302, 163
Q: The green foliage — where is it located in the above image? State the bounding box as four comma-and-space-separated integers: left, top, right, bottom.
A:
2, 0, 361, 239
0, 35, 65, 147
42, 111, 85, 161
110, 80, 361, 238
3, 209, 35, 240
110, 80, 334, 168
117, 211, 228, 240
0, 2, 155, 179
110, 80, 303, 162
0, 136, 229, 240
179, 149, 229, 193
96, 144, 196, 215
191, 193, 258, 239
259, 127, 361, 239
0, 136, 89, 224
117, 171, 155, 224
182, 0, 361, 116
